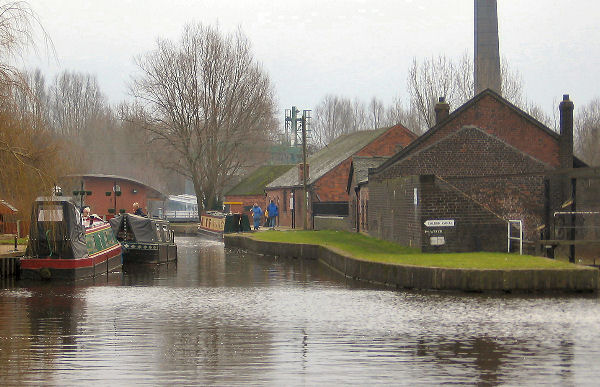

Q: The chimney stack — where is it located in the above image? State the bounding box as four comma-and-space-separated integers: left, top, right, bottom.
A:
559, 94, 574, 170
434, 97, 450, 124
474, 0, 502, 95
298, 163, 309, 183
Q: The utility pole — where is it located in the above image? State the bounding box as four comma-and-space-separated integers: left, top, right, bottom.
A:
302, 109, 311, 230
285, 106, 311, 229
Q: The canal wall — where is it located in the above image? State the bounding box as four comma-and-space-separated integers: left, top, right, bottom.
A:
224, 235, 599, 292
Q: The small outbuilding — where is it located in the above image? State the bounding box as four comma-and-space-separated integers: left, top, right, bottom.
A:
224, 164, 294, 214
265, 123, 417, 229
0, 199, 19, 235
366, 89, 585, 253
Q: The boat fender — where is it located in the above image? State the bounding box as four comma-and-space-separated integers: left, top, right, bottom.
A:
39, 267, 51, 280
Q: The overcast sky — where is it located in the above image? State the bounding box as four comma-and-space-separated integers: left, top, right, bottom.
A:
25, 0, 600, 122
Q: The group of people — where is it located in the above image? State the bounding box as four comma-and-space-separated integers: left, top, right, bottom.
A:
81, 202, 147, 227
251, 199, 279, 231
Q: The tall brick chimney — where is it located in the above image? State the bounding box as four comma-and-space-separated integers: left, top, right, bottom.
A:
298, 163, 309, 183
434, 97, 450, 124
474, 0, 502, 95
559, 94, 574, 170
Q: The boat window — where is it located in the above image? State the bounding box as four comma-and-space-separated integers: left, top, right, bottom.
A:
38, 205, 63, 222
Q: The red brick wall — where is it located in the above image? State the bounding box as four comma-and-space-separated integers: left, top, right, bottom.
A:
81, 177, 150, 218
265, 188, 305, 228
415, 94, 559, 167
357, 123, 417, 157
312, 158, 353, 202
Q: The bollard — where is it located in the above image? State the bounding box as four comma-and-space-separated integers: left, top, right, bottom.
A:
13, 235, 17, 251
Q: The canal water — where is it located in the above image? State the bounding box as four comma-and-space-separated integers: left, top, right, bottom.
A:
1, 236, 600, 385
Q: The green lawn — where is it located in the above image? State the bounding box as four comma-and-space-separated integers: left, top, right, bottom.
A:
249, 230, 580, 270
0, 237, 27, 245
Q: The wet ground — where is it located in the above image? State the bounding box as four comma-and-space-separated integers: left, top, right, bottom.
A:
1, 235, 600, 385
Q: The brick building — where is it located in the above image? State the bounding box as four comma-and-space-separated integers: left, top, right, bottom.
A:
367, 89, 585, 253
0, 199, 18, 234
265, 124, 417, 229
61, 174, 167, 219
347, 156, 389, 233
224, 164, 294, 215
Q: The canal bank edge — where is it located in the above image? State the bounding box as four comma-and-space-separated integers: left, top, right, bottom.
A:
224, 235, 599, 292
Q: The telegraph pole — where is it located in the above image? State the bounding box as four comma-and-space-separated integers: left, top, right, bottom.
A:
285, 106, 311, 229
302, 110, 311, 229
301, 111, 308, 230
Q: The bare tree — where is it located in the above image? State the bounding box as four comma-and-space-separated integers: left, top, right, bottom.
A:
48, 71, 107, 137
575, 98, 600, 166
130, 23, 276, 211
407, 53, 545, 132
312, 95, 369, 148
367, 97, 385, 130
384, 97, 421, 133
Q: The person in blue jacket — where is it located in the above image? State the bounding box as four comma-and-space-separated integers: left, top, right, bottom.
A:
251, 203, 263, 230
266, 199, 278, 229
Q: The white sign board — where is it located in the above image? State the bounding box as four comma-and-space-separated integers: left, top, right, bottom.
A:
424, 219, 455, 227
430, 236, 445, 246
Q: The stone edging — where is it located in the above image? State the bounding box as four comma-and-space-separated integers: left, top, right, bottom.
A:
224, 235, 599, 292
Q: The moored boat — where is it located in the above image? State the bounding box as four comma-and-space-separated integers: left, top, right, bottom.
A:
109, 213, 177, 264
20, 196, 122, 280
197, 211, 251, 238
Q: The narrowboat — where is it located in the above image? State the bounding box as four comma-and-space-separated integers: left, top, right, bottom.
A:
197, 211, 251, 238
109, 213, 177, 264
20, 196, 122, 280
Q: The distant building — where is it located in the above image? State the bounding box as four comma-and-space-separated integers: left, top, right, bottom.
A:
265, 124, 417, 229
164, 194, 198, 222
224, 164, 294, 215
62, 174, 167, 219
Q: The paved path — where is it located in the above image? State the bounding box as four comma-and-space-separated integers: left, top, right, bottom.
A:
0, 244, 25, 254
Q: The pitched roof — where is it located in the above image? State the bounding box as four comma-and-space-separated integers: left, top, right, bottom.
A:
267, 127, 389, 189
226, 164, 295, 196
353, 156, 390, 185
373, 88, 570, 175
0, 199, 18, 213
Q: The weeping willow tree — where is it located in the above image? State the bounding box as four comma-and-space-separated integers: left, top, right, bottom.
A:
0, 1, 71, 219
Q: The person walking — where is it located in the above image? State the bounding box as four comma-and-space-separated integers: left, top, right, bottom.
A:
266, 199, 278, 229
251, 203, 263, 230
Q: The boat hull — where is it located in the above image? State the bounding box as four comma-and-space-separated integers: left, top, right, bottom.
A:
197, 212, 251, 238
20, 246, 122, 281
21, 222, 123, 281
121, 242, 177, 264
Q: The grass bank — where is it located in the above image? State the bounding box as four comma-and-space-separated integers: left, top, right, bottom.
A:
0, 237, 27, 245
250, 230, 578, 270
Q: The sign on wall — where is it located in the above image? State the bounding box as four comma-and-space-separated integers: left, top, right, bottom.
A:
424, 219, 455, 227
430, 236, 445, 246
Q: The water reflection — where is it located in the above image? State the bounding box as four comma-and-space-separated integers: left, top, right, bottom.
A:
0, 236, 598, 384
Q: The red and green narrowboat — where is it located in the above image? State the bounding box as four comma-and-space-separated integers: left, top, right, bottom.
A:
20, 196, 122, 280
